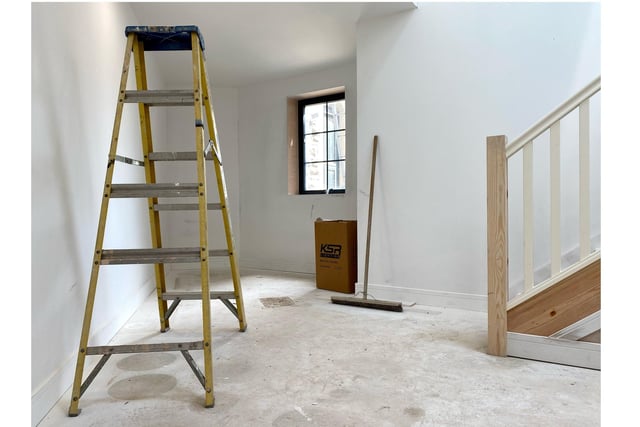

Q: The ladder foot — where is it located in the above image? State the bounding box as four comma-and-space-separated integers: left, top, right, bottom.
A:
68, 408, 81, 417
205, 397, 215, 408
239, 324, 247, 332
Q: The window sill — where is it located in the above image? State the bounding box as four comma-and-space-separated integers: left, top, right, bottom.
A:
299, 189, 346, 195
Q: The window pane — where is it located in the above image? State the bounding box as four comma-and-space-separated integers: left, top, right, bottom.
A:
327, 130, 346, 161
305, 134, 326, 162
327, 160, 346, 190
299, 94, 346, 194
304, 103, 326, 134
327, 100, 345, 131
305, 162, 326, 191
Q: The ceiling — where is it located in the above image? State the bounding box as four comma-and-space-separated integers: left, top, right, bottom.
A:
128, 2, 417, 87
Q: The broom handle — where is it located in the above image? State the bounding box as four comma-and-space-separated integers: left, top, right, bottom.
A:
363, 135, 378, 300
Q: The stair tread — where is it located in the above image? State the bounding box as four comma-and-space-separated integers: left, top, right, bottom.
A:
162, 290, 236, 300
87, 340, 204, 355
100, 248, 230, 265
148, 151, 214, 161
153, 203, 222, 211
110, 183, 199, 198
123, 90, 194, 106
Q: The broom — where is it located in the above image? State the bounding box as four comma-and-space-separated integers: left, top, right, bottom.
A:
331, 135, 403, 312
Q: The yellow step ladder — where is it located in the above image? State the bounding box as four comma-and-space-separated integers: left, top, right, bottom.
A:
68, 25, 247, 416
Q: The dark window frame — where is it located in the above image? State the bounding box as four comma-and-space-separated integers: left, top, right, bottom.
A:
298, 92, 346, 195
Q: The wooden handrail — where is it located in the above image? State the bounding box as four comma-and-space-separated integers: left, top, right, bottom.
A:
506, 76, 600, 158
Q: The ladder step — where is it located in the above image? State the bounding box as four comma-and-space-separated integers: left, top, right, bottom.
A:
148, 151, 214, 161
110, 183, 199, 198
86, 341, 204, 355
100, 248, 230, 265
125, 25, 205, 52
124, 90, 194, 106
153, 203, 222, 211
163, 291, 236, 301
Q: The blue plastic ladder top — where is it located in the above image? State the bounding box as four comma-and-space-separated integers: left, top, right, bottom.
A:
125, 25, 205, 51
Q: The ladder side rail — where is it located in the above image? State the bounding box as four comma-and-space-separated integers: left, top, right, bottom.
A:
68, 33, 136, 417
199, 48, 247, 332
191, 31, 215, 408
132, 37, 170, 332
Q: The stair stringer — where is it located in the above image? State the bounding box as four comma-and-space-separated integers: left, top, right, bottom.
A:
507, 332, 600, 370
505, 254, 601, 369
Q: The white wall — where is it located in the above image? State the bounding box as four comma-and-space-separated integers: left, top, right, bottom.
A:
505, 5, 601, 296
31, 4, 165, 424
153, 87, 241, 277
238, 62, 357, 273
356, 3, 600, 310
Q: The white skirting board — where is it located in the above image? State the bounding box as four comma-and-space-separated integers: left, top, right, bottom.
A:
239, 257, 315, 275
550, 311, 600, 341
355, 282, 487, 312
507, 332, 600, 370
509, 234, 601, 300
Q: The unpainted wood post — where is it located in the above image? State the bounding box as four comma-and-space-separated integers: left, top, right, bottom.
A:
486, 135, 508, 356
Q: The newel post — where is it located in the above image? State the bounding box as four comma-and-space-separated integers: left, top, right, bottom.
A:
486, 135, 508, 356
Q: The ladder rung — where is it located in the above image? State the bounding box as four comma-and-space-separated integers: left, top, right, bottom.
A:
86, 341, 203, 355
148, 152, 214, 161
124, 90, 194, 106
115, 154, 144, 166
110, 183, 199, 198
162, 291, 236, 301
100, 248, 230, 265
153, 203, 222, 211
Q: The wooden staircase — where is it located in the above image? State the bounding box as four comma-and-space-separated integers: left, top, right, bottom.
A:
486, 77, 601, 369
507, 254, 600, 369
508, 256, 600, 336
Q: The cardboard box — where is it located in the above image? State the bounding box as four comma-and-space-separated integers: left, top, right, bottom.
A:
314, 219, 357, 293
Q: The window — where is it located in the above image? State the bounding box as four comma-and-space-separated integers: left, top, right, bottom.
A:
298, 93, 346, 194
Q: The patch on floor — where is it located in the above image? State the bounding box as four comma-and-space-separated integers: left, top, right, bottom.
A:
260, 297, 295, 308
108, 374, 177, 400
116, 353, 177, 372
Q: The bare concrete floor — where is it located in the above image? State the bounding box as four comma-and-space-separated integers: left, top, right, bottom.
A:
39, 270, 600, 426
